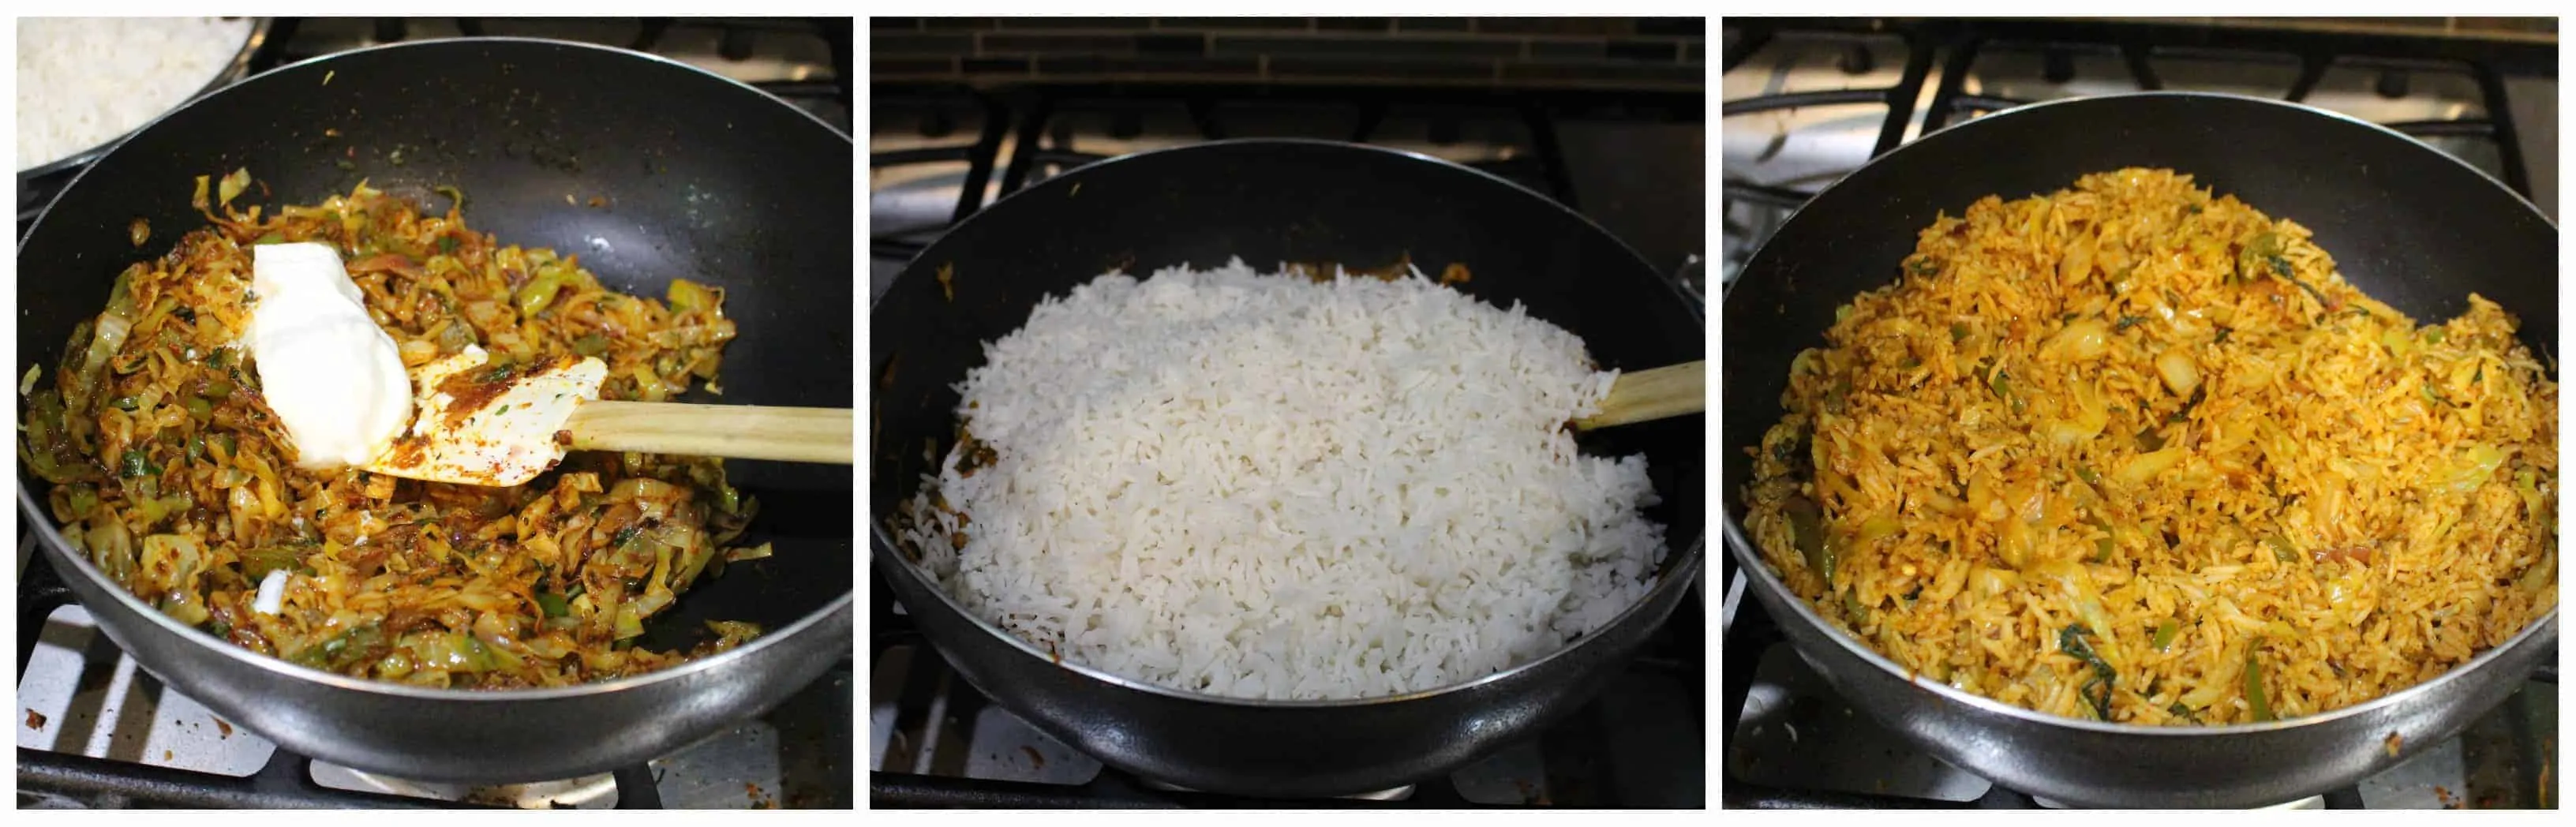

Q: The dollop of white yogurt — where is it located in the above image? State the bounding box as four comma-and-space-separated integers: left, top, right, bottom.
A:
247, 242, 412, 469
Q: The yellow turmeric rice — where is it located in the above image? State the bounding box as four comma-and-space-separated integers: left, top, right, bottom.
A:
1742, 169, 2557, 724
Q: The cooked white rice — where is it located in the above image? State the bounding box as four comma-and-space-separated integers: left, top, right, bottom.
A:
899, 259, 1666, 700
17, 17, 253, 170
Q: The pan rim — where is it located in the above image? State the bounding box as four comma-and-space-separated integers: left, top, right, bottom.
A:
19, 34, 851, 249
16, 34, 856, 702
1720, 528, 2559, 737
16, 17, 274, 180
868, 137, 1703, 320
1719, 89, 2560, 737
869, 137, 1709, 709
871, 543, 1708, 711
1723, 91, 2555, 274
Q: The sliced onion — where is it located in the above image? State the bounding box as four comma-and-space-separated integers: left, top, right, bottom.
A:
2045, 380, 2110, 444
1974, 566, 2022, 598
2117, 446, 2189, 485
2430, 443, 2509, 494
2059, 236, 2097, 285
253, 569, 289, 614
2047, 318, 2111, 361
81, 310, 133, 382
2155, 348, 2201, 397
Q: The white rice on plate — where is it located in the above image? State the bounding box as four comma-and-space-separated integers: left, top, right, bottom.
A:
898, 259, 1667, 701
18, 17, 253, 170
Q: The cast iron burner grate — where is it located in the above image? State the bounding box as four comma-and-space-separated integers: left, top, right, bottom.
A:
867, 84, 1578, 266
1715, 554, 2372, 810
1722, 17, 2544, 198
13, 553, 653, 809
867, 83, 1703, 264
1717, 552, 2558, 809
19, 544, 856, 809
17, 16, 852, 238
17, 746, 664, 810
868, 569, 1705, 807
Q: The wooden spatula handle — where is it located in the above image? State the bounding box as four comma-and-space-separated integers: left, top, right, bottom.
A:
1574, 361, 1705, 430
564, 401, 853, 463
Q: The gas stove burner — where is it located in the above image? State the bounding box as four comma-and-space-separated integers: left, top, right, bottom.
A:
869, 566, 1705, 807
1137, 777, 1417, 802
18, 541, 852, 809
318, 767, 622, 809
1720, 569, 2556, 809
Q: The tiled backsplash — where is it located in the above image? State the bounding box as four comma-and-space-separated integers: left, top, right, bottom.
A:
870, 17, 1703, 89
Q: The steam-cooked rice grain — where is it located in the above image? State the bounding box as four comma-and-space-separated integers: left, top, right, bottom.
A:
900, 260, 1666, 700
1742, 169, 2556, 725
17, 17, 253, 170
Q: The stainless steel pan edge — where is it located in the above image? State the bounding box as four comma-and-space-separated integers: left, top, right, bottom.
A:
15, 36, 859, 785
867, 138, 1707, 798
874, 544, 1701, 797
1717, 91, 2557, 808
1724, 523, 2556, 808
35, 526, 855, 784
16, 17, 273, 181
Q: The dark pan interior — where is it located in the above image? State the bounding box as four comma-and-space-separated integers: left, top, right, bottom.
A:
1722, 93, 2558, 530
871, 140, 1705, 584
17, 39, 855, 653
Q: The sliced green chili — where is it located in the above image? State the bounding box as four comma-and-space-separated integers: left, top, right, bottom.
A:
2151, 618, 2181, 651
2245, 637, 2274, 722
119, 449, 158, 478
2263, 533, 2300, 563
1785, 494, 1833, 587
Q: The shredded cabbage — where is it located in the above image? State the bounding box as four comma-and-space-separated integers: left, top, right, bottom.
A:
23, 175, 772, 688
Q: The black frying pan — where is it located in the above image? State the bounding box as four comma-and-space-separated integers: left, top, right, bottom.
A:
17, 38, 854, 783
1721, 92, 2555, 806
871, 140, 1704, 797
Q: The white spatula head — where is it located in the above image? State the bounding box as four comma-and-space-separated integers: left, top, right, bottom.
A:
364, 346, 608, 487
